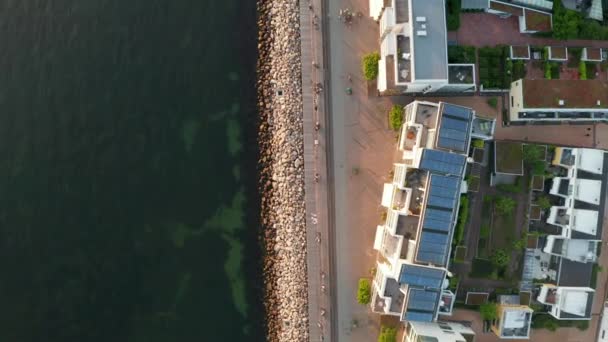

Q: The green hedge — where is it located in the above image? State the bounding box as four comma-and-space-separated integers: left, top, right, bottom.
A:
362, 52, 380, 81
579, 60, 587, 80
389, 105, 404, 131
453, 196, 469, 246
357, 278, 371, 304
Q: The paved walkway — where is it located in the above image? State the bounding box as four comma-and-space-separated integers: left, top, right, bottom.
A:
300, 0, 333, 340
325, 0, 404, 341
452, 13, 608, 48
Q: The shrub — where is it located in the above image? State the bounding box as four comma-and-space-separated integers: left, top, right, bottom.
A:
389, 105, 404, 131
362, 52, 380, 81
523, 144, 545, 162
357, 278, 371, 304
513, 237, 527, 250
480, 302, 498, 320
544, 62, 552, 79
532, 160, 546, 175
495, 196, 516, 216
487, 97, 498, 109
472, 139, 485, 149
537, 196, 551, 210
446, 0, 461, 31
378, 326, 397, 342
491, 249, 510, 268
579, 60, 587, 80
576, 320, 589, 331
449, 276, 460, 288
513, 60, 526, 80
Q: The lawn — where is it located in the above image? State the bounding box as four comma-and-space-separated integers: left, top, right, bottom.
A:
491, 204, 517, 248
477, 196, 493, 259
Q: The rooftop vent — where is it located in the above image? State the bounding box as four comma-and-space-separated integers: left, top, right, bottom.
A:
416, 16, 426, 22
558, 99, 565, 106
597, 100, 601, 106
416, 30, 427, 36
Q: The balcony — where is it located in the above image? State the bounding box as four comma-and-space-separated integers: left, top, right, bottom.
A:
384, 278, 405, 314
396, 35, 411, 84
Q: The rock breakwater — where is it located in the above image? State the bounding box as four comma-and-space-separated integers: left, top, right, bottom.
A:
256, 0, 309, 341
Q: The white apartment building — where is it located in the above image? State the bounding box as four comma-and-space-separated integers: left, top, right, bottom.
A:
537, 284, 595, 320
405, 321, 475, 342
370, 0, 476, 94
372, 101, 494, 324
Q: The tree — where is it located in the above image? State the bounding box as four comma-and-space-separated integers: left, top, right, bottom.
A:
487, 97, 498, 109
378, 326, 397, 342
389, 105, 404, 131
495, 196, 516, 216
537, 196, 551, 210
552, 2, 582, 40
480, 302, 498, 320
362, 52, 380, 81
357, 278, 371, 304
491, 249, 510, 268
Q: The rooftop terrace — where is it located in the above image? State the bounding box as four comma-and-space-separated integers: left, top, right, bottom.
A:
523, 79, 608, 109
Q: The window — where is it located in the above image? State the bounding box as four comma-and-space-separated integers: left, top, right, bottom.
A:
511, 96, 514, 107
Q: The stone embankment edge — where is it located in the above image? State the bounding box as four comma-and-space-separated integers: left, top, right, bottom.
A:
256, 0, 309, 341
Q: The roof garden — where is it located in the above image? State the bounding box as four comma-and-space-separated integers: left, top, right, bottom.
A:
510, 45, 530, 59
549, 46, 567, 60
524, 9, 552, 32
495, 141, 523, 175
585, 47, 602, 61
522, 79, 608, 109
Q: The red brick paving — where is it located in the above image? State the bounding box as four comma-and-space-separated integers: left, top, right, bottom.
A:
452, 13, 608, 49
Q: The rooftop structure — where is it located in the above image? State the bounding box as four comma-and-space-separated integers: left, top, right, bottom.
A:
537, 284, 595, 320
405, 321, 475, 342
509, 79, 608, 122
546, 148, 606, 240
542, 235, 599, 264
491, 303, 533, 339
487, 1, 553, 33
372, 101, 491, 325
371, 0, 476, 94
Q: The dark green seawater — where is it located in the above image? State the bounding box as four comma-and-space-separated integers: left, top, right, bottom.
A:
0, 1, 264, 341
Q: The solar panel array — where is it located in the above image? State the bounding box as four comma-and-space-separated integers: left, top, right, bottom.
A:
403, 288, 440, 322
415, 174, 461, 266
399, 264, 445, 289
437, 104, 472, 152
417, 231, 451, 265
426, 175, 460, 209
419, 149, 466, 176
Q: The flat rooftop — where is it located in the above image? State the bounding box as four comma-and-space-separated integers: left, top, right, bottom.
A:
411, 0, 448, 80
523, 79, 608, 109
495, 141, 523, 175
